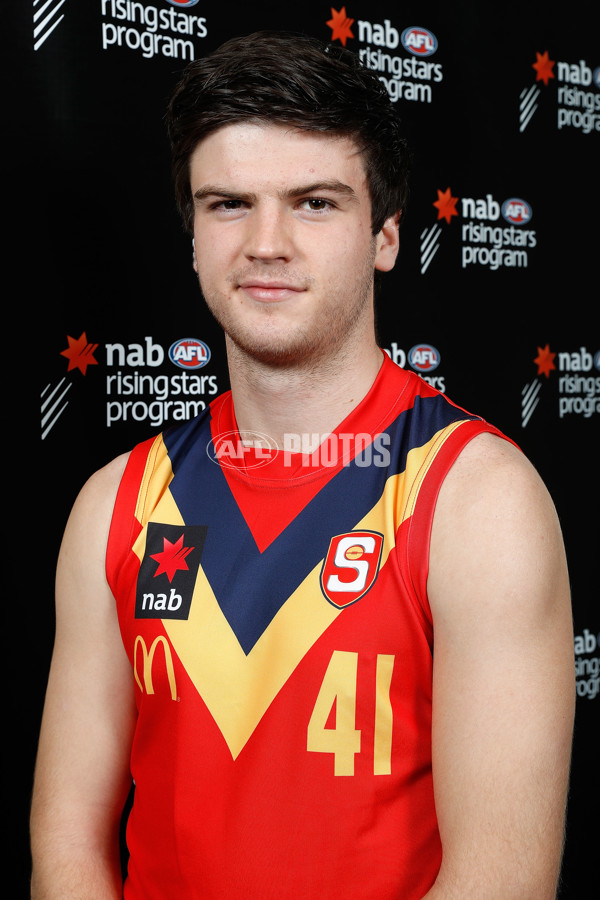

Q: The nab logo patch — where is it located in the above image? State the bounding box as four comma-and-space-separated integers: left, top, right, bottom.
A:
135, 523, 207, 619
320, 531, 384, 608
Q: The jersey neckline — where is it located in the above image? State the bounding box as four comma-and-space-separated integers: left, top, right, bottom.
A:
209, 352, 414, 485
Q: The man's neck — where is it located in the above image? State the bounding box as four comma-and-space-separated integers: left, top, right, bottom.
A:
226, 338, 384, 452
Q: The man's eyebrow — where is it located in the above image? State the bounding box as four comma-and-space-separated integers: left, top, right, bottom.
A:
284, 180, 359, 202
193, 186, 255, 204
193, 180, 359, 204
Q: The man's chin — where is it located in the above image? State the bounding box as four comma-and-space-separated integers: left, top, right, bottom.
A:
227, 332, 326, 369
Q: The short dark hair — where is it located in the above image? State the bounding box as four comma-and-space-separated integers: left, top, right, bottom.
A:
166, 30, 411, 235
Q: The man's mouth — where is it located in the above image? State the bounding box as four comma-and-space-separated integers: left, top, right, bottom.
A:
237, 281, 306, 302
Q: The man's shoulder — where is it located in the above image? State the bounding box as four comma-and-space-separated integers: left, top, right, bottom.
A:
67, 452, 133, 537
436, 431, 555, 537
444, 431, 540, 500
85, 451, 132, 497
429, 430, 566, 620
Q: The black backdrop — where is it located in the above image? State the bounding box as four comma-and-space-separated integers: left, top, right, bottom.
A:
11, 1, 598, 895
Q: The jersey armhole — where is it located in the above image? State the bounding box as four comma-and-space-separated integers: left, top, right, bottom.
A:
105, 436, 158, 598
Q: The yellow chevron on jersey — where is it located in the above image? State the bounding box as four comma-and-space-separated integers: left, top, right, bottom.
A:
127, 422, 464, 758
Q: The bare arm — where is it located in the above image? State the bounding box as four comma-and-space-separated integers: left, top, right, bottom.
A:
30, 454, 137, 899
424, 435, 574, 899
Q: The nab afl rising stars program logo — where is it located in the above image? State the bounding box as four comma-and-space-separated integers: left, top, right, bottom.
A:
326, 10, 444, 104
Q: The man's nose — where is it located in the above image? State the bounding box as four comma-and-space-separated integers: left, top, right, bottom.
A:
243, 203, 294, 262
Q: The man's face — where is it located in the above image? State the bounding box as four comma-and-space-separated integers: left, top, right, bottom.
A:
190, 122, 398, 368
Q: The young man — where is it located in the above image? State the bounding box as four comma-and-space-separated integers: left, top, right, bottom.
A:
30, 31, 574, 899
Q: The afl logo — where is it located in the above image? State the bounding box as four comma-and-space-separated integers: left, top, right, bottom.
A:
169, 338, 211, 369
408, 344, 440, 372
320, 531, 384, 609
501, 198, 532, 225
206, 430, 278, 469
401, 26, 438, 57
165, 0, 200, 7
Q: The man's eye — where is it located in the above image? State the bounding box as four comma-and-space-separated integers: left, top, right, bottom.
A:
303, 198, 331, 211
217, 199, 242, 210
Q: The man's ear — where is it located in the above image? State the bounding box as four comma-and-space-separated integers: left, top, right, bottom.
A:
374, 212, 401, 272
192, 238, 198, 273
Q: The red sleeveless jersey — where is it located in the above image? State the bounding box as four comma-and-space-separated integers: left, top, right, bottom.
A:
106, 355, 511, 898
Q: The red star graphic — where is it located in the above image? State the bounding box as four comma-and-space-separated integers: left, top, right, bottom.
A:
532, 50, 555, 86
151, 534, 195, 582
533, 344, 556, 378
60, 332, 99, 375
433, 187, 459, 224
326, 7, 354, 45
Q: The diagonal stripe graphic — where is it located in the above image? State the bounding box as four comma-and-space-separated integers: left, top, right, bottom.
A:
519, 85, 540, 132
420, 225, 442, 274
41, 378, 72, 439
33, 0, 67, 51
521, 379, 542, 427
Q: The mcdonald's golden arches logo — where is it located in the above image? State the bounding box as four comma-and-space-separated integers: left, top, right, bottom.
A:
134, 634, 178, 701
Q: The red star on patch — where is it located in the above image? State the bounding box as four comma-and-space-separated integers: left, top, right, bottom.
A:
326, 7, 354, 45
433, 187, 459, 224
532, 50, 555, 86
533, 344, 556, 378
151, 534, 195, 582
60, 332, 99, 375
